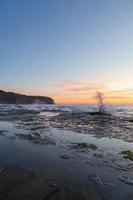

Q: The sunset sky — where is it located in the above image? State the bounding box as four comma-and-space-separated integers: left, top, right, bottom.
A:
0, 0, 133, 104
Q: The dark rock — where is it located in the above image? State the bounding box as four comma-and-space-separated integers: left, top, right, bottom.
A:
0, 90, 54, 104
88, 112, 111, 116
60, 155, 70, 160
121, 150, 133, 161
70, 143, 97, 150
0, 130, 5, 136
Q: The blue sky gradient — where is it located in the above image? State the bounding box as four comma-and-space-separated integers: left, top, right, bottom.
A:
0, 0, 133, 103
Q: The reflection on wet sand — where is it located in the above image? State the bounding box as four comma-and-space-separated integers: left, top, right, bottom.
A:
0, 106, 133, 199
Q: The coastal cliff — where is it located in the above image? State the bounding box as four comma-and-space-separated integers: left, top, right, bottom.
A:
0, 90, 54, 104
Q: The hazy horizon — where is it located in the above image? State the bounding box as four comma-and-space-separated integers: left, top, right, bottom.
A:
0, 0, 133, 104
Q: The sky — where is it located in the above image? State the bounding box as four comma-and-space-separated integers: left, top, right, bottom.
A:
0, 0, 133, 104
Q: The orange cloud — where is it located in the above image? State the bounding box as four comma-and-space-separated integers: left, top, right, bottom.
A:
48, 79, 133, 104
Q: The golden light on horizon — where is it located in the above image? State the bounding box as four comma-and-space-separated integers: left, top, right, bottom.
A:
7, 78, 133, 105
51, 79, 133, 105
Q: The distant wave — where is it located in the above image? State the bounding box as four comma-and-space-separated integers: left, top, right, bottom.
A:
0, 104, 133, 117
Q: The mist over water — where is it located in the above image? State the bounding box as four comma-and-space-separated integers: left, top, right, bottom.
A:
96, 91, 107, 113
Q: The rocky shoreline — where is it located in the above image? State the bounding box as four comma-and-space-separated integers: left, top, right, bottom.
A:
0, 90, 54, 104
0, 106, 133, 199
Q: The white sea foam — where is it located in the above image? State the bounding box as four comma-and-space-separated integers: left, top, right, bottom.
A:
0, 104, 132, 117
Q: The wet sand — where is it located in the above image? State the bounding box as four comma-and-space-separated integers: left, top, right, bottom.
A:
0, 109, 133, 199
